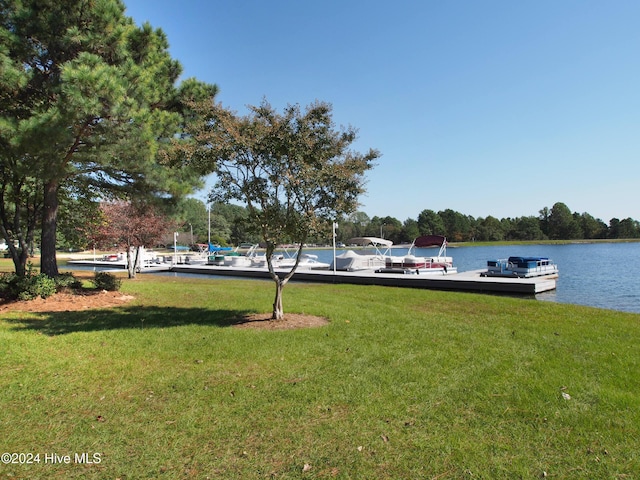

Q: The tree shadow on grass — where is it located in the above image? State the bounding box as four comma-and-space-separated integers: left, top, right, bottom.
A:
5, 305, 257, 336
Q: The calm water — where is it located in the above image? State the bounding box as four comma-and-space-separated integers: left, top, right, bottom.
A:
308, 242, 640, 314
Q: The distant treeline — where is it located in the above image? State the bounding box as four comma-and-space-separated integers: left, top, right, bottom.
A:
180, 200, 640, 247
335, 202, 640, 245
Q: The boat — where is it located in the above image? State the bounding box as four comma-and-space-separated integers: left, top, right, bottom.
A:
210, 244, 330, 270
330, 237, 392, 271
207, 244, 256, 266
377, 235, 457, 275
182, 243, 223, 265
252, 251, 331, 270
481, 256, 559, 278
67, 247, 172, 272
293, 253, 331, 269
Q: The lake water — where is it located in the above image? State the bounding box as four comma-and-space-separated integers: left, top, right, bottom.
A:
306, 242, 640, 314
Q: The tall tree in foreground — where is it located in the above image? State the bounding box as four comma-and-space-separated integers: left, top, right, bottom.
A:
185, 99, 379, 320
0, 0, 217, 277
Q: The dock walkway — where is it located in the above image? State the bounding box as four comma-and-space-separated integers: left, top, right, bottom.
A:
172, 264, 557, 295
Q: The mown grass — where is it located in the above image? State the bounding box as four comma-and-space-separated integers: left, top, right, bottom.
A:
1, 270, 639, 479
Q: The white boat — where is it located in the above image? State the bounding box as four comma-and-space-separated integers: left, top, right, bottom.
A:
208, 244, 258, 266
182, 243, 218, 265
481, 256, 559, 278
378, 235, 457, 275
241, 245, 331, 270
208, 244, 330, 270
268, 252, 330, 270
67, 247, 171, 272
330, 237, 392, 271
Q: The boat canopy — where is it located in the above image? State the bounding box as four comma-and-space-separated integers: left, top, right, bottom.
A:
414, 235, 447, 248
410, 235, 449, 258
347, 237, 393, 247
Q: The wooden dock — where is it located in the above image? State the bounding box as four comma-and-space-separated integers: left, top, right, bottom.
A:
171, 265, 557, 295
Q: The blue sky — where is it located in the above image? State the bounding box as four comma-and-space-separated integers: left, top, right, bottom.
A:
124, 0, 640, 223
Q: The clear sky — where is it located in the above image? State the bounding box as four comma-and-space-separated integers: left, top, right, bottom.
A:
124, 0, 640, 223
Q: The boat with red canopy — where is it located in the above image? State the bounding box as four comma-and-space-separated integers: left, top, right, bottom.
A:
378, 235, 457, 275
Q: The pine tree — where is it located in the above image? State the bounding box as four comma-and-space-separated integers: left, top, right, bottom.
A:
0, 0, 217, 276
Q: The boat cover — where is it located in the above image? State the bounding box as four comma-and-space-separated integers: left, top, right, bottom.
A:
508, 256, 550, 268
331, 250, 385, 271
209, 243, 233, 252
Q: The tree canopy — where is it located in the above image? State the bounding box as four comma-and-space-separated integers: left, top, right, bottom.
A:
184, 99, 379, 319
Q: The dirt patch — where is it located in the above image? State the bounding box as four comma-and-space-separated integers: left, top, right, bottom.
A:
233, 313, 330, 330
0, 291, 135, 313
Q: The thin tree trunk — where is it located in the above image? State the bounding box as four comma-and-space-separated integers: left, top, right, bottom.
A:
126, 246, 137, 279
267, 241, 306, 320
272, 278, 284, 320
40, 179, 59, 277
5, 241, 28, 277
133, 246, 142, 277
265, 242, 284, 320
270, 262, 299, 319
1, 222, 28, 276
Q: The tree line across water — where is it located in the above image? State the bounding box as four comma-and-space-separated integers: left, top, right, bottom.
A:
147, 199, 640, 249
343, 201, 640, 245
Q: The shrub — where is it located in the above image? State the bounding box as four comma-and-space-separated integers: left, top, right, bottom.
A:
92, 271, 122, 291
0, 272, 15, 299
19, 274, 56, 300
55, 272, 83, 292
0, 271, 57, 301
1, 271, 85, 300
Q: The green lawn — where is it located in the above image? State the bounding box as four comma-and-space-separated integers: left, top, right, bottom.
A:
1, 271, 639, 479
